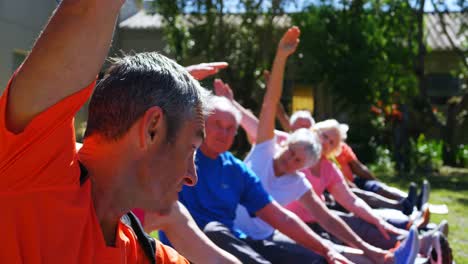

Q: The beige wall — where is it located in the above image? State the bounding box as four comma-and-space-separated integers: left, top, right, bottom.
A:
0, 0, 58, 89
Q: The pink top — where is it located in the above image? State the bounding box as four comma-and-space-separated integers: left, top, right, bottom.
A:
335, 143, 358, 182
285, 157, 344, 223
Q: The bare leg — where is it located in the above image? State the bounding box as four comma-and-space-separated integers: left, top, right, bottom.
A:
352, 188, 403, 210
375, 185, 407, 201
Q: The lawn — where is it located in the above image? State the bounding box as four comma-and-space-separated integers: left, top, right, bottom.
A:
379, 166, 468, 264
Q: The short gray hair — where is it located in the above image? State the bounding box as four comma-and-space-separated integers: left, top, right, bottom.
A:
290, 110, 315, 127
85, 52, 211, 141
207, 96, 242, 125
286, 128, 322, 168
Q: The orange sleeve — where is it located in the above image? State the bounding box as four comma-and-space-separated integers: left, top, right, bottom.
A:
155, 240, 190, 264
0, 73, 95, 191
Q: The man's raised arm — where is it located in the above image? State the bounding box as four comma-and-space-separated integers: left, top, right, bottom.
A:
7, 0, 124, 132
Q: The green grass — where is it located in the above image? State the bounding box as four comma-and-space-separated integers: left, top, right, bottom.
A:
379, 166, 468, 264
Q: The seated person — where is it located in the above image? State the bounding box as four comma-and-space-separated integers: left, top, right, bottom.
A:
161, 27, 351, 264
287, 120, 412, 249
226, 37, 418, 263
0, 0, 221, 262
277, 108, 429, 215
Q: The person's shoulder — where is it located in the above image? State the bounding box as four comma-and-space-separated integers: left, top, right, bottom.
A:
155, 240, 190, 264
222, 151, 244, 166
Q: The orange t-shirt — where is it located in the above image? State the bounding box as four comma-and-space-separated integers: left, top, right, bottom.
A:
0, 76, 188, 264
335, 143, 358, 182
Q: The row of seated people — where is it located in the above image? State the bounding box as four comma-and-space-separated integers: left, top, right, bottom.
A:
1, 1, 451, 262
134, 27, 452, 264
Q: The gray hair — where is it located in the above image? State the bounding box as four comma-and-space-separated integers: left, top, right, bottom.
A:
286, 128, 322, 168
207, 96, 242, 125
85, 52, 211, 141
290, 110, 315, 128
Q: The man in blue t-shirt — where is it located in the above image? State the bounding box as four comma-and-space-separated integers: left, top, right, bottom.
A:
162, 94, 352, 264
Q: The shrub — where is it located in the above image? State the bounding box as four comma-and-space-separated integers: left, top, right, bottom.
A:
409, 134, 443, 172
369, 145, 396, 175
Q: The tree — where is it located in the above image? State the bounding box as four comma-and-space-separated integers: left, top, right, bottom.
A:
151, 0, 297, 154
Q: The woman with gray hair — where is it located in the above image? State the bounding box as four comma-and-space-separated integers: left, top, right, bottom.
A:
214, 27, 415, 263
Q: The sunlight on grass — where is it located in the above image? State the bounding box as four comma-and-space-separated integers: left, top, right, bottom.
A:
379, 167, 468, 263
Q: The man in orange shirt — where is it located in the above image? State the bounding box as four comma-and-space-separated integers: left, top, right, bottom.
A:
0, 1, 220, 263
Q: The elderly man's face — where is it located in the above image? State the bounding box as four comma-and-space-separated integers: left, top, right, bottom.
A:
202, 109, 238, 155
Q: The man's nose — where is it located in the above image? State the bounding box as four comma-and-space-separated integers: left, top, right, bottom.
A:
184, 161, 198, 186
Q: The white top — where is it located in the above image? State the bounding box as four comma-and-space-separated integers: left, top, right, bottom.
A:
233, 138, 311, 240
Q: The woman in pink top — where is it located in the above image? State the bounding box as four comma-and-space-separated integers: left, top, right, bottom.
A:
214, 74, 418, 263
288, 119, 409, 249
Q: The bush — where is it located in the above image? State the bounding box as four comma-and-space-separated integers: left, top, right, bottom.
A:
369, 145, 396, 175
409, 134, 443, 172
456, 144, 468, 168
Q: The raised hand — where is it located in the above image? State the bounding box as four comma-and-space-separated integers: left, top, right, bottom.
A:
277, 26, 300, 57
213, 78, 234, 101
186, 62, 228, 80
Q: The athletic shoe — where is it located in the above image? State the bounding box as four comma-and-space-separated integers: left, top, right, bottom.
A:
417, 180, 431, 210
419, 220, 450, 255
437, 220, 449, 238
401, 182, 418, 215
394, 225, 420, 264
428, 232, 453, 264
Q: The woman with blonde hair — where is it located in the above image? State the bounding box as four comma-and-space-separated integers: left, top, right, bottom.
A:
287, 119, 410, 250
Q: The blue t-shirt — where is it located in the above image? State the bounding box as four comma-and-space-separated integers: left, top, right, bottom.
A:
179, 150, 272, 238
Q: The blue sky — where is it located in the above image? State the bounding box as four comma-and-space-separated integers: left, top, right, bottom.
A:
216, 0, 464, 12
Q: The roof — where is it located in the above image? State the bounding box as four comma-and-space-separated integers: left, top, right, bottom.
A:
119, 11, 165, 29
425, 12, 467, 51
119, 11, 291, 30
120, 11, 466, 50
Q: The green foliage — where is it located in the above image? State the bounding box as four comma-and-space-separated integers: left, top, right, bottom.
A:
368, 145, 396, 175
410, 134, 444, 172
153, 0, 297, 154
455, 144, 468, 167
292, 0, 418, 112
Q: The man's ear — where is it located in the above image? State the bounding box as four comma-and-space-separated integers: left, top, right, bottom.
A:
139, 106, 165, 148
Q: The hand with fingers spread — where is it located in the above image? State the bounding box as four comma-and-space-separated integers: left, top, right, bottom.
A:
213, 78, 234, 101
186, 62, 228, 80
277, 26, 301, 57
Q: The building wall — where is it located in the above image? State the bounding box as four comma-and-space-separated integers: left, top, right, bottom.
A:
0, 0, 58, 89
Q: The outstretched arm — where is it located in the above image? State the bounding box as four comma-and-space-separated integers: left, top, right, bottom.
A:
144, 202, 241, 264
299, 190, 388, 263
257, 201, 353, 264
349, 160, 377, 180
7, 0, 124, 133
256, 26, 300, 144
276, 102, 292, 132
186, 62, 228, 80
329, 178, 408, 239
262, 70, 292, 132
